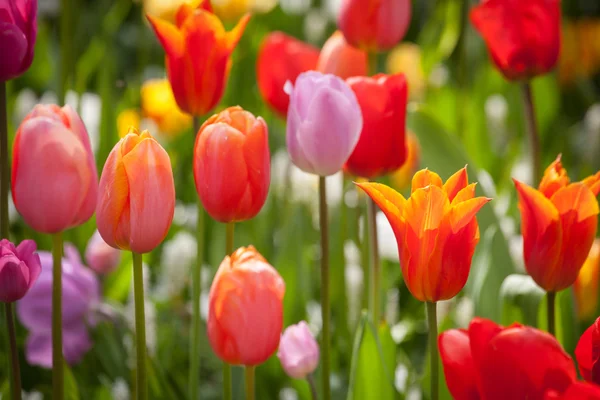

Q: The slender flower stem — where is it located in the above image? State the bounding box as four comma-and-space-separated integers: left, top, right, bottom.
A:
307, 374, 318, 400
367, 198, 380, 324
132, 252, 147, 400
5, 303, 22, 400
547, 291, 556, 336
222, 222, 235, 400
318, 176, 331, 400
244, 366, 255, 400
0, 81, 8, 239
426, 302, 439, 400
52, 232, 64, 400
59, 0, 73, 105
190, 117, 204, 400
521, 82, 541, 184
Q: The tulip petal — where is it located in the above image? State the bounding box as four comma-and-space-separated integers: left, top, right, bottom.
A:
449, 197, 491, 233
355, 182, 406, 236
557, 382, 600, 399
539, 155, 569, 198
147, 14, 185, 58
438, 329, 480, 400
0, 21, 28, 81
443, 167, 469, 202
411, 169, 443, 193
226, 13, 250, 50
582, 172, 600, 197
468, 317, 504, 377
451, 183, 477, 205
576, 323, 593, 382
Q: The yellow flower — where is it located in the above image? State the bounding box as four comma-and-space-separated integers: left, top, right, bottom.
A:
143, 0, 188, 23
141, 79, 192, 138
212, 0, 277, 21
117, 109, 141, 138
574, 239, 600, 321
386, 43, 425, 100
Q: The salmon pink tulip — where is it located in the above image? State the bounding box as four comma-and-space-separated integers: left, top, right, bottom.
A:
317, 31, 367, 80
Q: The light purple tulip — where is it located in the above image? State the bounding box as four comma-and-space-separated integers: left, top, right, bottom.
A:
0, 239, 41, 302
277, 321, 320, 379
17, 243, 100, 368
285, 71, 362, 176
85, 230, 121, 275
0, 0, 37, 81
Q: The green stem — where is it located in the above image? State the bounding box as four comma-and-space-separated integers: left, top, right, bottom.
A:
59, 0, 73, 105
5, 303, 22, 400
426, 302, 439, 400
455, 0, 469, 139
0, 81, 7, 239
521, 82, 541, 184
132, 252, 147, 400
223, 222, 235, 400
367, 198, 380, 324
307, 374, 318, 400
547, 291, 556, 336
245, 366, 255, 400
318, 176, 331, 400
368, 52, 378, 76
52, 232, 64, 400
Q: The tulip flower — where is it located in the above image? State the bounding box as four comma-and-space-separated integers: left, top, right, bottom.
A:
286, 71, 363, 177
143, 0, 186, 24
386, 43, 426, 99
117, 109, 141, 138
390, 131, 421, 191
575, 317, 600, 384
344, 74, 408, 179
141, 78, 191, 138
470, 0, 561, 81
213, 0, 277, 21
317, 31, 367, 80
11, 104, 98, 233
545, 382, 600, 399
277, 321, 320, 379
147, 0, 249, 116
257, 32, 319, 117
439, 317, 577, 400
337, 0, 411, 52
96, 127, 175, 254
17, 244, 100, 367
85, 230, 121, 275
0, 0, 37, 81
574, 239, 600, 321
193, 106, 270, 223
514, 156, 600, 293
208, 246, 285, 365
0, 239, 41, 303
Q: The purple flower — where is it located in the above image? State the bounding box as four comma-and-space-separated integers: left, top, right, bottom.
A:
0, 239, 41, 302
285, 71, 363, 177
277, 321, 320, 379
85, 230, 121, 275
0, 0, 37, 81
17, 244, 100, 368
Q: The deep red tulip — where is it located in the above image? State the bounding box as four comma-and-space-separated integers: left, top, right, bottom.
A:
575, 317, 600, 384
470, 0, 561, 81
545, 382, 600, 399
256, 31, 319, 117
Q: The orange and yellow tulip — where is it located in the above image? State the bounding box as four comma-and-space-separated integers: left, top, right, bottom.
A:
357, 167, 490, 302
147, 0, 249, 116
514, 156, 600, 292
574, 239, 600, 321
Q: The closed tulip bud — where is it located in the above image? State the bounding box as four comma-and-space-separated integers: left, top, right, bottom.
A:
574, 317, 600, 384
286, 71, 363, 177
514, 156, 600, 292
0, 0, 37, 81
147, 0, 249, 116
574, 239, 600, 321
12, 104, 98, 233
345, 74, 408, 179
85, 230, 121, 275
277, 321, 319, 379
96, 128, 175, 254
317, 31, 367, 80
193, 106, 270, 223
257, 32, 319, 117
390, 131, 421, 191
0, 239, 41, 302
208, 246, 285, 365
338, 0, 411, 52
470, 0, 561, 81
357, 168, 490, 302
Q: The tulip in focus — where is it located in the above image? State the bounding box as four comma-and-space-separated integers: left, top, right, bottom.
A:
0, 0, 37, 81
141, 78, 192, 138
439, 317, 577, 400
85, 230, 121, 275
147, 0, 249, 116
193, 106, 270, 223
390, 131, 421, 191
17, 244, 100, 367
96, 128, 175, 254
574, 239, 600, 321
286, 71, 363, 177
345, 74, 408, 178
208, 246, 285, 365
575, 317, 600, 384
317, 31, 367, 80
277, 321, 319, 379
514, 156, 600, 292
338, 0, 411, 52
357, 168, 490, 302
0, 239, 41, 303
12, 104, 98, 233
257, 32, 319, 117
470, 0, 561, 81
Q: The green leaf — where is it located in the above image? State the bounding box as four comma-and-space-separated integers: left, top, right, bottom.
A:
499, 274, 545, 326
418, 0, 462, 74
65, 363, 81, 400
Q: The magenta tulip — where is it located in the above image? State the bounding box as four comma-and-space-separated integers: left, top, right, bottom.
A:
0, 239, 41, 302
85, 230, 121, 275
0, 0, 37, 81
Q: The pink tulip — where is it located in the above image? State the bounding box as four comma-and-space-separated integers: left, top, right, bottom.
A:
85, 230, 121, 275
277, 321, 319, 379
0, 239, 41, 302
0, 0, 37, 81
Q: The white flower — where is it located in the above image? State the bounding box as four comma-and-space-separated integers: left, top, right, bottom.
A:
111, 378, 130, 400
154, 231, 197, 300
173, 202, 198, 230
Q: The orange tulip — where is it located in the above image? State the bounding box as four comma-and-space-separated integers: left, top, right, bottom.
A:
357, 168, 490, 302
96, 128, 175, 254
317, 30, 367, 80
208, 246, 285, 365
147, 0, 249, 116
574, 239, 600, 321
514, 156, 600, 292
193, 106, 270, 223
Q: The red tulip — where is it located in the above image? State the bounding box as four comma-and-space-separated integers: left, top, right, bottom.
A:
439, 318, 577, 400
256, 31, 319, 117
470, 0, 561, 81
193, 106, 270, 223
545, 382, 600, 399
317, 31, 367, 80
575, 317, 600, 384
345, 74, 408, 178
